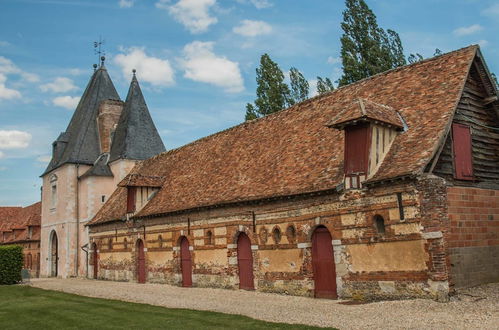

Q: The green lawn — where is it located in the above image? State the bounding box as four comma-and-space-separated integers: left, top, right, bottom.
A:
0, 285, 331, 330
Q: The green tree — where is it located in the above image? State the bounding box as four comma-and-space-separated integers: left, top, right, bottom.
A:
245, 53, 291, 120
408, 53, 424, 64
338, 0, 406, 86
434, 48, 442, 56
289, 67, 309, 105
316, 77, 335, 95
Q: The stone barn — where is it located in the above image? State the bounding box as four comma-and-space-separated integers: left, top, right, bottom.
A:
87, 45, 499, 301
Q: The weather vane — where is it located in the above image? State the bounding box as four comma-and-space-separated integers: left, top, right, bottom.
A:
93, 36, 106, 67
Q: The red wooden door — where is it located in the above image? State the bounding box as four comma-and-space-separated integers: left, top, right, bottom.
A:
452, 123, 473, 180
237, 233, 254, 290
312, 227, 337, 299
92, 243, 98, 279
180, 237, 192, 287
137, 240, 146, 284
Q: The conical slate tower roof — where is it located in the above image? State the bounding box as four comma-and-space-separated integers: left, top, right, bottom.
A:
109, 72, 165, 162
42, 62, 120, 176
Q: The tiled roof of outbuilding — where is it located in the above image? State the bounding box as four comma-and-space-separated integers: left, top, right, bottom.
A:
0, 202, 41, 243
89, 45, 479, 225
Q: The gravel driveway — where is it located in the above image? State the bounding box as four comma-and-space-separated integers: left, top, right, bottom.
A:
30, 278, 498, 329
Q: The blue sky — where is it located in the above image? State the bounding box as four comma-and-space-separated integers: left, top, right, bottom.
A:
0, 0, 498, 206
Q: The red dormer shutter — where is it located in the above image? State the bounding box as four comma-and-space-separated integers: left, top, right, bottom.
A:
452, 123, 473, 180
344, 124, 370, 175
126, 187, 136, 213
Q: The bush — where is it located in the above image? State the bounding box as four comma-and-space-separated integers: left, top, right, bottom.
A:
0, 245, 23, 284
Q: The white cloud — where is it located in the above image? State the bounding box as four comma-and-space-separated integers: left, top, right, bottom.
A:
40, 77, 78, 93
453, 24, 483, 36
482, 4, 499, 17
68, 68, 85, 76
114, 47, 175, 87
21, 72, 40, 83
119, 0, 134, 8
0, 151, 4, 159
0, 130, 31, 149
237, 0, 272, 9
327, 56, 341, 65
180, 41, 244, 93
0, 74, 21, 100
36, 155, 52, 163
0, 41, 10, 47
233, 20, 272, 37
478, 40, 489, 47
156, 0, 217, 34
52, 95, 80, 110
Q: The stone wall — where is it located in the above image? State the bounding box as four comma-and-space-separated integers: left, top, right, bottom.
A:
89, 180, 452, 301
447, 186, 499, 288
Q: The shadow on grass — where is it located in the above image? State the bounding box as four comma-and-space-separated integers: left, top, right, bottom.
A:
0, 285, 335, 330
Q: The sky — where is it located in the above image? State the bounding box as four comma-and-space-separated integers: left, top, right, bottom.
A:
0, 0, 498, 206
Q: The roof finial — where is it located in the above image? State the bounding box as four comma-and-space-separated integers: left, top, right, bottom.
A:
101, 56, 105, 66
94, 36, 106, 67
93, 63, 98, 72
132, 69, 136, 77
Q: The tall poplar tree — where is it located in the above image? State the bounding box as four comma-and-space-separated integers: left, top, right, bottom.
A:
245, 54, 291, 120
338, 0, 406, 86
316, 77, 335, 95
289, 67, 309, 105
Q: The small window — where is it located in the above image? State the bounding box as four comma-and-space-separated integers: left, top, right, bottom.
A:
206, 230, 213, 245
101, 195, 106, 203
158, 235, 163, 248
272, 227, 282, 244
374, 215, 386, 235
286, 225, 296, 243
123, 238, 128, 250
108, 238, 113, 250
50, 174, 58, 209
28, 227, 33, 239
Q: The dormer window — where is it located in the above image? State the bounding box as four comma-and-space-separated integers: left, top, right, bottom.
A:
344, 123, 370, 187
121, 174, 164, 214
328, 99, 405, 189
126, 186, 136, 213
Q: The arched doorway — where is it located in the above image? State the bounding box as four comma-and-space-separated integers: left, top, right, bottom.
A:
237, 232, 254, 290
49, 231, 58, 277
92, 243, 98, 279
180, 237, 192, 287
311, 226, 337, 298
136, 239, 146, 284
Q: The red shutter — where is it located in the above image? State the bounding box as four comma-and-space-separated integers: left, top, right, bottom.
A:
344, 124, 370, 175
126, 187, 136, 213
452, 123, 473, 180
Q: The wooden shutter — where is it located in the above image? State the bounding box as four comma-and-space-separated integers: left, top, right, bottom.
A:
344, 124, 370, 175
452, 123, 473, 180
126, 187, 136, 213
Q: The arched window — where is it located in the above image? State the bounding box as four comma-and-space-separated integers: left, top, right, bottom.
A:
50, 175, 58, 209
123, 238, 128, 250
286, 225, 296, 243
206, 230, 213, 245
108, 238, 113, 250
158, 235, 163, 248
272, 227, 282, 244
374, 215, 386, 235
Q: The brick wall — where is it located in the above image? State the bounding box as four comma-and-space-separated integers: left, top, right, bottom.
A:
447, 186, 499, 287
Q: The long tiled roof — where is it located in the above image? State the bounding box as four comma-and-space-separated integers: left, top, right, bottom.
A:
89, 45, 478, 225
0, 202, 41, 243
